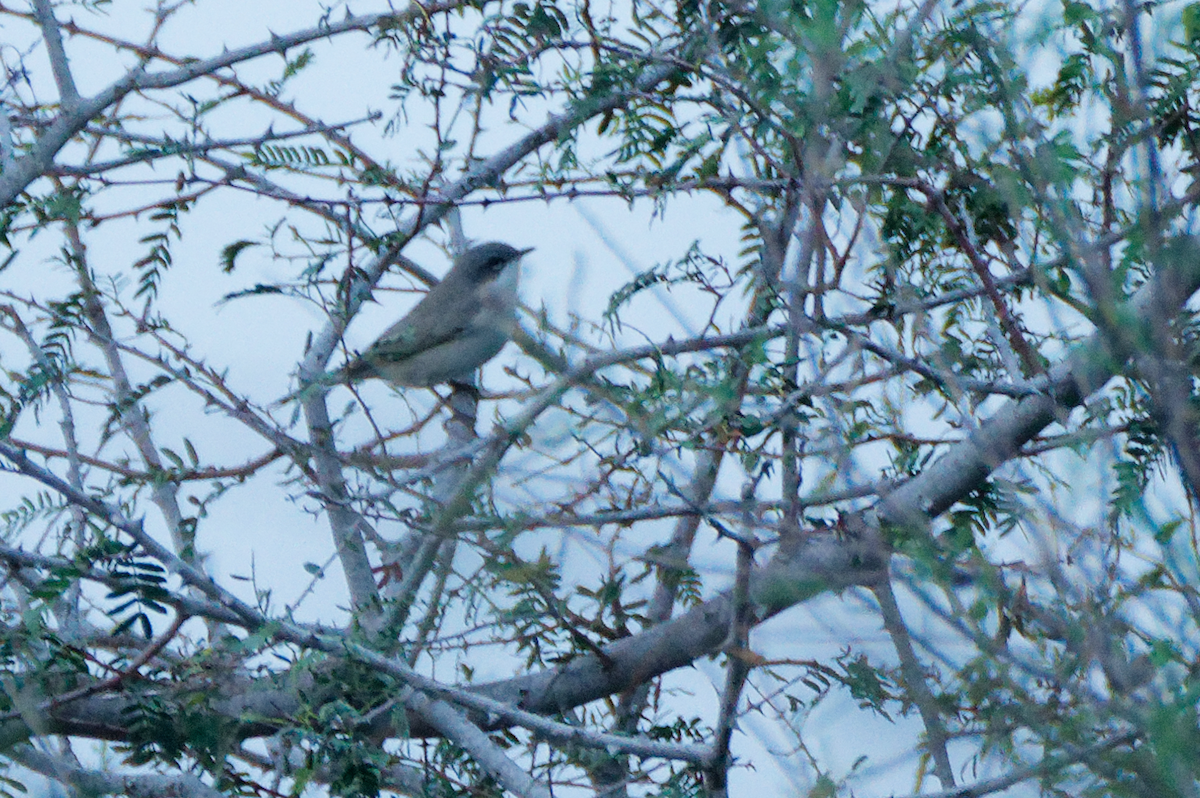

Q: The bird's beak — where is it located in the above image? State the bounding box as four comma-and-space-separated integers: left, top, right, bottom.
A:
518, 247, 534, 257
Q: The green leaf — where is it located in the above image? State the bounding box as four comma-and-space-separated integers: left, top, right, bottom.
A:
220, 240, 258, 273
1184, 3, 1200, 43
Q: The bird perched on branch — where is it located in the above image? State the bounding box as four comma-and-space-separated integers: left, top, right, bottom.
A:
283, 242, 530, 402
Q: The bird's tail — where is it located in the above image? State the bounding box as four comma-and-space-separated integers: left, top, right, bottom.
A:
272, 370, 342, 407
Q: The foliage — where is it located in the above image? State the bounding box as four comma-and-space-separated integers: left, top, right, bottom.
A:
0, 0, 1198, 796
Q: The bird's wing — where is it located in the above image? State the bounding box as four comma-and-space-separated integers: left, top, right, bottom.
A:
337, 278, 474, 377
362, 315, 467, 363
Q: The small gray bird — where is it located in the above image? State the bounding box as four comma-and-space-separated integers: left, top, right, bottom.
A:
290, 242, 529, 399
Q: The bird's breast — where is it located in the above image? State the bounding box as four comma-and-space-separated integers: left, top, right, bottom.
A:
475, 268, 519, 325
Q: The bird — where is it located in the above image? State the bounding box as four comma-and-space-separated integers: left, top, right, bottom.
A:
285, 242, 529, 401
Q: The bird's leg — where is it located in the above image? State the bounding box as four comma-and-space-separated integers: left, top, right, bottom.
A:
446, 380, 480, 437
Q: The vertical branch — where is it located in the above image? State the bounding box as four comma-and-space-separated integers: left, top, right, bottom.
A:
31, 0, 80, 110
702, 536, 755, 798
0, 103, 15, 175
301, 394, 381, 623
379, 384, 478, 643
591, 231, 784, 797
984, 20, 1200, 509
872, 576, 956, 790
768, 189, 806, 529
0, 307, 89, 634
404, 537, 456, 666
591, 450, 732, 797
1132, 338, 1200, 509
1121, 0, 1161, 217
61, 215, 236, 641
1067, 224, 1200, 507
63, 222, 197, 564
1118, 0, 1200, 505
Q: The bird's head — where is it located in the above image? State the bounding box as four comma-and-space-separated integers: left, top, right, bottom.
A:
456, 242, 532, 283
